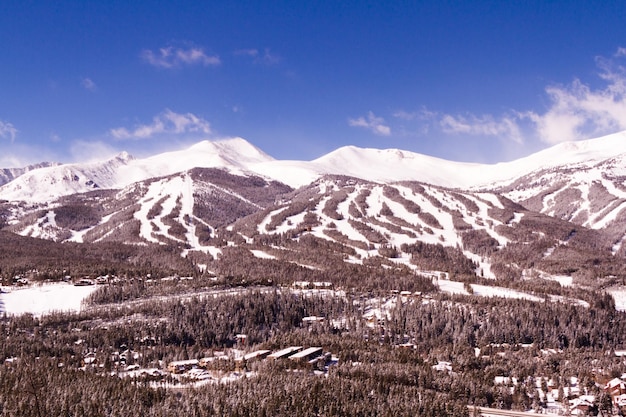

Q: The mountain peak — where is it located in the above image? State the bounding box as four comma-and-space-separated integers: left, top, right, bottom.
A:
115, 151, 133, 162
188, 137, 275, 163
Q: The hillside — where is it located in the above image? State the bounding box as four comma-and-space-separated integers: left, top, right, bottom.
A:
2, 131, 626, 291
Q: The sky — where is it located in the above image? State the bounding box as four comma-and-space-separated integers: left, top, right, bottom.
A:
1, 1, 626, 168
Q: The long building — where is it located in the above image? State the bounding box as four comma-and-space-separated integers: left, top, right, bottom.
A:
267, 346, 303, 360
289, 347, 323, 363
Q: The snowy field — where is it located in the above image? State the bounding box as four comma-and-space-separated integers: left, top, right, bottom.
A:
0, 283, 98, 316
608, 287, 626, 312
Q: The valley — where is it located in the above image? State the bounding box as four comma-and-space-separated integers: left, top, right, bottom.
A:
2, 132, 626, 415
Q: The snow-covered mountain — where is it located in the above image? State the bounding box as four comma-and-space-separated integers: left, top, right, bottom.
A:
3, 130, 626, 201
0, 132, 626, 280
2, 130, 626, 285
0, 138, 274, 203
0, 162, 60, 188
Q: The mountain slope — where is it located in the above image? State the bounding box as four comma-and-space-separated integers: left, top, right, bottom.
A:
0, 162, 60, 188
2, 131, 626, 288
0, 138, 275, 203
3, 130, 626, 201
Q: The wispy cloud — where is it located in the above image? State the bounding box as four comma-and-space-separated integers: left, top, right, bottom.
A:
110, 109, 212, 140
70, 140, 120, 163
348, 111, 391, 136
440, 113, 524, 144
0, 154, 25, 168
393, 107, 437, 121
391, 47, 626, 146
524, 48, 626, 144
81, 77, 97, 91
234, 49, 258, 58
234, 48, 281, 65
141, 46, 221, 69
0, 120, 18, 142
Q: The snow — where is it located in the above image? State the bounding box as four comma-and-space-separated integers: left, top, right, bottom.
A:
5, 130, 626, 203
607, 287, 626, 312
470, 284, 544, 302
250, 250, 276, 259
0, 283, 98, 316
435, 279, 553, 303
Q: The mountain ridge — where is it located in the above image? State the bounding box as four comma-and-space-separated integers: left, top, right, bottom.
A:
2, 130, 626, 273
3, 131, 626, 199
2, 131, 626, 296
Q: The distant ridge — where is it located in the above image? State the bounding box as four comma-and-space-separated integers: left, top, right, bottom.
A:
2, 130, 626, 202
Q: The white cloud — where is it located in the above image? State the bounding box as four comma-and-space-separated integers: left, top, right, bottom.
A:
0, 154, 25, 168
234, 48, 280, 65
259, 48, 281, 65
410, 47, 626, 146
348, 111, 391, 136
81, 77, 97, 91
393, 107, 437, 121
70, 140, 120, 163
440, 113, 524, 144
110, 109, 212, 140
0, 120, 18, 142
141, 46, 221, 69
525, 49, 626, 144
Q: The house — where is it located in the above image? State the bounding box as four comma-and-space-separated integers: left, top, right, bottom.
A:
82, 352, 97, 366
198, 352, 229, 367
605, 377, 626, 396
267, 346, 302, 360
432, 361, 452, 372
569, 395, 595, 415
615, 393, 626, 407
235, 334, 248, 346
167, 359, 199, 374
302, 316, 325, 325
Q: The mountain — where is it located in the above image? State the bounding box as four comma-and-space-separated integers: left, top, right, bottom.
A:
0, 162, 60, 187
2, 130, 626, 286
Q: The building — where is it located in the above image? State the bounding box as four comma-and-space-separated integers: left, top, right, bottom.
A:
234, 349, 271, 369
167, 359, 199, 374
605, 377, 626, 397
289, 347, 323, 363
267, 346, 303, 360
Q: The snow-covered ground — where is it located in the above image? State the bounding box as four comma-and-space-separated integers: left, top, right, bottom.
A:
0, 283, 98, 316
435, 278, 588, 306
608, 287, 626, 312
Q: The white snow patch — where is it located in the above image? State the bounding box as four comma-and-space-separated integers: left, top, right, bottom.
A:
607, 287, 626, 312
0, 283, 98, 316
470, 284, 544, 302
250, 250, 276, 260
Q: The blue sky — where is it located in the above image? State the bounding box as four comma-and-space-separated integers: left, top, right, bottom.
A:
1, 1, 626, 167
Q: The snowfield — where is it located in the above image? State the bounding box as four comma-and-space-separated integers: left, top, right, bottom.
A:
0, 283, 98, 316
